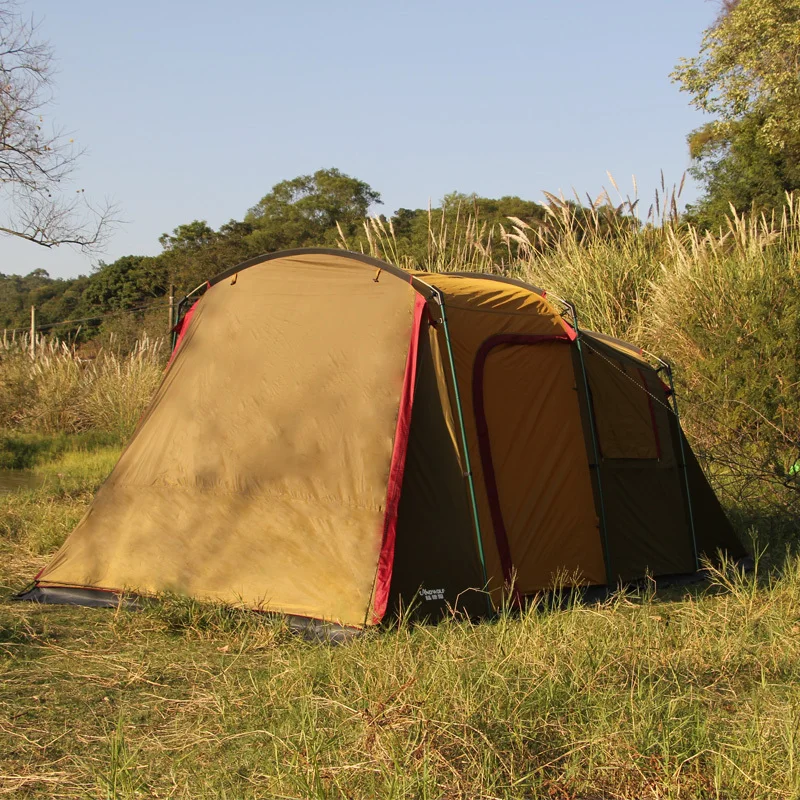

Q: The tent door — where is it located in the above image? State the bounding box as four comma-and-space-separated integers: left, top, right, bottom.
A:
473, 336, 606, 594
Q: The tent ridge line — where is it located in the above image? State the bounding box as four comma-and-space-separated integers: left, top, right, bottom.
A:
205, 247, 436, 299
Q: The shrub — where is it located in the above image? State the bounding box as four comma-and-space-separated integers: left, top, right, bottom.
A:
647, 204, 800, 535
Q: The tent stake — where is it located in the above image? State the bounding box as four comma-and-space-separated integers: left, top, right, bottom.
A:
435, 289, 492, 614
570, 302, 614, 588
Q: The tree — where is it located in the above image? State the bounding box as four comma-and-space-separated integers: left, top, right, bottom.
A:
158, 220, 217, 253
158, 218, 254, 291
672, 0, 800, 152
684, 114, 800, 228
0, 1, 114, 249
83, 256, 165, 310
245, 168, 381, 252
672, 0, 800, 226
0, 268, 88, 329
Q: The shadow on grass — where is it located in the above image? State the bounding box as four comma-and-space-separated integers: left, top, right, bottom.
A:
726, 504, 799, 573
0, 609, 64, 661
0, 430, 123, 470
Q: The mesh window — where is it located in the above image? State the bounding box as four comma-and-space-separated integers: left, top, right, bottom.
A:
586, 349, 659, 460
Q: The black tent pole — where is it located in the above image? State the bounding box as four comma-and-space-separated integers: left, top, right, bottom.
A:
569, 301, 614, 588
664, 362, 700, 572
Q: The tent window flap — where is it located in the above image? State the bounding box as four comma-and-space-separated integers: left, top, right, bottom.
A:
586, 350, 660, 460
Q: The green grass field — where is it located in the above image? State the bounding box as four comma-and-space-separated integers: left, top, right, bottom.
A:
0, 436, 798, 799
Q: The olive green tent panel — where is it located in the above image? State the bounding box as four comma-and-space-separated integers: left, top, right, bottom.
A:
582, 336, 697, 580
388, 325, 487, 619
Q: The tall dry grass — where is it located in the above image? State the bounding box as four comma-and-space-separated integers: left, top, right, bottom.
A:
345, 176, 687, 342
647, 202, 800, 541
351, 184, 800, 545
0, 333, 166, 438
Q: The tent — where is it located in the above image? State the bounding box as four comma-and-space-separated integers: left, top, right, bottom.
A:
19, 248, 746, 628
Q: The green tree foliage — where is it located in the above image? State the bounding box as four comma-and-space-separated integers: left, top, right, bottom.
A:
685, 115, 800, 228
158, 219, 254, 291
244, 168, 382, 252
673, 0, 800, 151
83, 256, 165, 311
673, 0, 800, 226
0, 270, 88, 331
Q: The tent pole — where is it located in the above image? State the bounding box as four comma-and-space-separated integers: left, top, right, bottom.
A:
570, 302, 614, 588
170, 297, 183, 351
664, 362, 700, 572
434, 289, 492, 614
170, 281, 209, 352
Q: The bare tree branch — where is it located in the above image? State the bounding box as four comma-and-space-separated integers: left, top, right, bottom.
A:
0, 1, 116, 251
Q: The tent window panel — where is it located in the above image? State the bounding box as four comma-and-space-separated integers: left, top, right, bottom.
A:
587, 352, 659, 460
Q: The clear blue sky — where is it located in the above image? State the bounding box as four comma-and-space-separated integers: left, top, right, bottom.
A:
2, 0, 717, 279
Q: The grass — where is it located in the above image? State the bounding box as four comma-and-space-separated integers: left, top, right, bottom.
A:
0, 431, 122, 470
0, 436, 121, 582
0, 188, 798, 797
1, 438, 800, 798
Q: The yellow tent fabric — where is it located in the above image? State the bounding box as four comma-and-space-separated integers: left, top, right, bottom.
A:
410, 273, 606, 595
480, 340, 604, 592
38, 254, 418, 627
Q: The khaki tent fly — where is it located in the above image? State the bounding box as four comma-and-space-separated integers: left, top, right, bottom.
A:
19, 248, 746, 630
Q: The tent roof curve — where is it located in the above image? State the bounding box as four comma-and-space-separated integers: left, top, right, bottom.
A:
416, 270, 546, 298
205, 248, 563, 313
203, 248, 573, 325
207, 247, 437, 299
